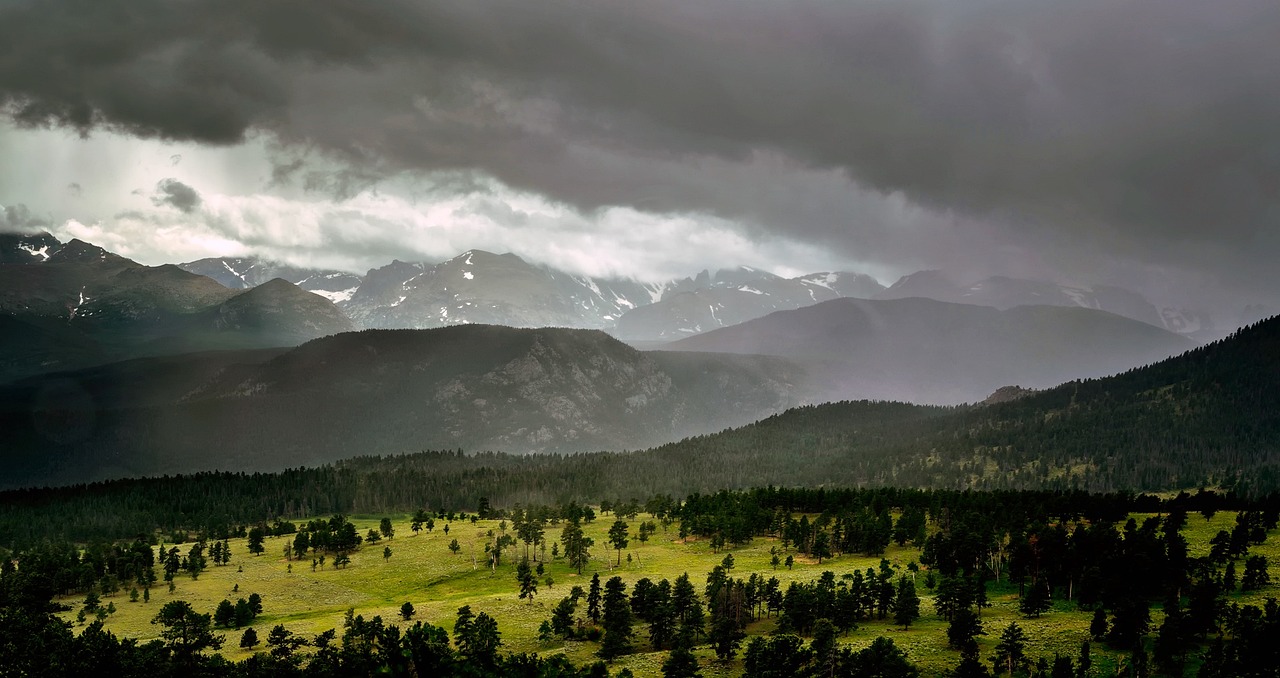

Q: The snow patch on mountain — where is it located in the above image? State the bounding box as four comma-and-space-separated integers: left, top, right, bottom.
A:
18, 243, 50, 260
312, 287, 358, 304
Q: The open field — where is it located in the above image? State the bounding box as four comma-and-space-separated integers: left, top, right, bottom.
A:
59, 511, 1279, 677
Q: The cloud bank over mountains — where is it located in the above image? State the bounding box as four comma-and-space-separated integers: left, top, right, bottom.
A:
2, 0, 1277, 308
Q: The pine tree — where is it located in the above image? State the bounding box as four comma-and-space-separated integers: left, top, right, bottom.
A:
517, 558, 538, 602
239, 627, 259, 649
948, 608, 985, 650
1019, 581, 1051, 618
662, 627, 702, 678
991, 623, 1030, 676
588, 573, 603, 624
1089, 609, 1108, 641
894, 576, 921, 630
609, 519, 630, 567
600, 576, 633, 660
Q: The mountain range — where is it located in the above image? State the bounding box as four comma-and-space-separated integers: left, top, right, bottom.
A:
0, 325, 806, 487
180, 250, 1224, 343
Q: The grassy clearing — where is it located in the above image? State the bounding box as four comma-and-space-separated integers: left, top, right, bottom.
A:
60, 511, 1277, 677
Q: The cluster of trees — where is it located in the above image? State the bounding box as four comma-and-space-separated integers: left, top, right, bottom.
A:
537, 553, 926, 677
0, 572, 617, 677
213, 593, 262, 629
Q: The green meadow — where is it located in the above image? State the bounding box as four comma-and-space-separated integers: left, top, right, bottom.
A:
60, 510, 1278, 677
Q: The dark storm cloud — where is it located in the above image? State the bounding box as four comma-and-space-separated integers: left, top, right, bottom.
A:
152, 178, 202, 213
2, 0, 1278, 294
0, 203, 50, 233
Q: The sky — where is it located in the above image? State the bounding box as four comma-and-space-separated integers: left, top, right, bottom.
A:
1, 0, 1278, 318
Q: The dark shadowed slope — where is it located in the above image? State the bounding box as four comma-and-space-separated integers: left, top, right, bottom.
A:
0, 326, 806, 488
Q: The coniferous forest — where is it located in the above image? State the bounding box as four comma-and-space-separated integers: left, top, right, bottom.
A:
2, 486, 1278, 677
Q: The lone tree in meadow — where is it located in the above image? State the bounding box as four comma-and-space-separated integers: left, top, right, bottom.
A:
894, 576, 921, 630
991, 623, 1030, 676
239, 627, 259, 649
400, 602, 415, 621
380, 517, 395, 540
517, 558, 539, 602
449, 539, 461, 556
247, 527, 265, 555
608, 519, 630, 567
560, 520, 594, 574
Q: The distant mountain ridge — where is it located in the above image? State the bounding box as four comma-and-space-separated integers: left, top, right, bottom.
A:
875, 270, 1215, 339
667, 296, 1194, 404
613, 267, 884, 340
177, 250, 1224, 342
181, 251, 887, 338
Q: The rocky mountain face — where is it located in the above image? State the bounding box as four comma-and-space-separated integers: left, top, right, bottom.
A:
613, 267, 885, 340
875, 270, 1216, 339
0, 326, 808, 486
340, 250, 662, 330
667, 296, 1194, 404
179, 256, 364, 303
0, 235, 352, 383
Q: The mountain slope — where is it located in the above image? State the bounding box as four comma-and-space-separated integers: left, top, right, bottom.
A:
643, 314, 1280, 494
667, 296, 1194, 404
0, 236, 354, 383
0, 326, 806, 487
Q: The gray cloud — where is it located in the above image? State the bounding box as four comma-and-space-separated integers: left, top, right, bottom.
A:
0, 203, 50, 234
152, 178, 202, 213
2, 0, 1279, 303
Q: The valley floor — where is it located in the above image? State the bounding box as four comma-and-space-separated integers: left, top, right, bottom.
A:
60, 511, 1278, 677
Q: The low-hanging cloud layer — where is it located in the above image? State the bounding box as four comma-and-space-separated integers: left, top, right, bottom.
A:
1, 0, 1278, 310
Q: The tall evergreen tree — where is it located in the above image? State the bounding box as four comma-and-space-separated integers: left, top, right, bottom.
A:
600, 576, 633, 660
894, 576, 921, 630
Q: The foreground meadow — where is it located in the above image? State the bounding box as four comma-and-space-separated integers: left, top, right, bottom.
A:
59, 510, 1277, 677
